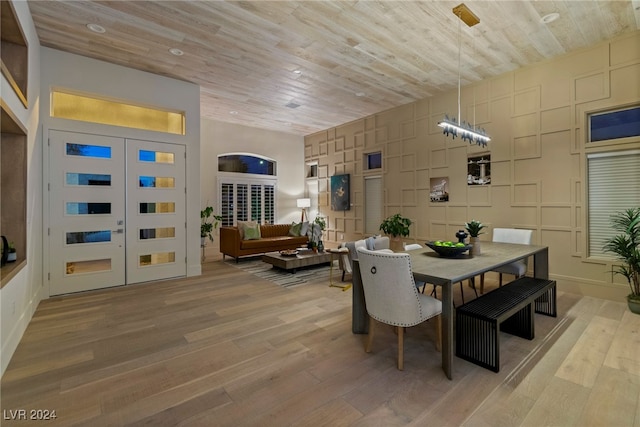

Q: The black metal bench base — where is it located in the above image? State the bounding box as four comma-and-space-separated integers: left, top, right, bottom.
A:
455, 277, 557, 372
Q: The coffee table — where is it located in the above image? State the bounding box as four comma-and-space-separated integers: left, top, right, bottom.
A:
262, 250, 331, 273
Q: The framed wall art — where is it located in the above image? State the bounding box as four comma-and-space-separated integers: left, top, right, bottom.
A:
429, 177, 449, 202
467, 154, 491, 185
330, 174, 350, 211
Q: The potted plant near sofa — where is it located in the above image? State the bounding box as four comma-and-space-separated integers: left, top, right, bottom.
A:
308, 215, 326, 252
465, 219, 486, 256
603, 207, 640, 314
379, 213, 412, 252
201, 206, 222, 246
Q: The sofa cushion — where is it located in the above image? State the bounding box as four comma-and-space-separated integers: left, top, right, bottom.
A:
300, 221, 310, 236
289, 222, 302, 236
243, 222, 261, 240
238, 221, 260, 240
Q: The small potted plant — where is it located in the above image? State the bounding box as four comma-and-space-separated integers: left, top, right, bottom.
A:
308, 215, 326, 252
603, 208, 640, 314
379, 213, 412, 251
200, 206, 222, 245
465, 219, 486, 255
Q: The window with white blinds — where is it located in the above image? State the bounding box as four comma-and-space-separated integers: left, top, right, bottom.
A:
587, 150, 640, 258
221, 183, 234, 227
251, 185, 262, 221
236, 184, 249, 222
264, 185, 275, 224
219, 179, 276, 226
364, 176, 383, 235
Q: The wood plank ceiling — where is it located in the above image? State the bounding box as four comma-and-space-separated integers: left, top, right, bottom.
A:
27, 1, 640, 136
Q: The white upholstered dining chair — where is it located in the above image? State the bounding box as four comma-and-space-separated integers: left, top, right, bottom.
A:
356, 247, 442, 370
338, 236, 390, 281
479, 228, 533, 293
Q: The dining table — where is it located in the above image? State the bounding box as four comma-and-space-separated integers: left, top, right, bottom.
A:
351, 241, 550, 380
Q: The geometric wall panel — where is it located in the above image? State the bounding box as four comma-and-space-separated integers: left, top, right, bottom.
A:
541, 106, 571, 134
575, 72, 607, 103
512, 113, 537, 138
514, 135, 540, 159
541, 206, 572, 228
512, 182, 538, 205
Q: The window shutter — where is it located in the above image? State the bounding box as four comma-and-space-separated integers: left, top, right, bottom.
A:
587, 150, 640, 258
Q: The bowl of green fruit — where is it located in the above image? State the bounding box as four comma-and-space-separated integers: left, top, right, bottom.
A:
425, 240, 472, 257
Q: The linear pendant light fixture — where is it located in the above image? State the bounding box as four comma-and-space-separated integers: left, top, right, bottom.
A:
438, 3, 491, 147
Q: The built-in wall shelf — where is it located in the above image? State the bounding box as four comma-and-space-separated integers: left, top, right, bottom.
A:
1, 99, 27, 288
1, 0, 28, 108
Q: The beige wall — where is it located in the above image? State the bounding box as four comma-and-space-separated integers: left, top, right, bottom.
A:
1, 0, 42, 375
39, 47, 202, 277
200, 118, 304, 255
304, 31, 640, 302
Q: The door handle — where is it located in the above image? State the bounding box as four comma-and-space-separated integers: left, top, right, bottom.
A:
113, 228, 124, 234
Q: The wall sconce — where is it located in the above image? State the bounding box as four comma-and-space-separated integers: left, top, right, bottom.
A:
297, 198, 311, 222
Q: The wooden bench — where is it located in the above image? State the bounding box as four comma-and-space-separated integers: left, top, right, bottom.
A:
455, 276, 557, 372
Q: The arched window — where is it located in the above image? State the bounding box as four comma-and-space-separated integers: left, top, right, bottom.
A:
218, 154, 276, 175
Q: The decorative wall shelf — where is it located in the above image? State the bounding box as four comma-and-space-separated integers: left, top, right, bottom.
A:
1, 0, 29, 108
1, 99, 27, 288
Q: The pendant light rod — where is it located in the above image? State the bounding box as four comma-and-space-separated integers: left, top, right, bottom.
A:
457, 10, 462, 127
437, 3, 490, 147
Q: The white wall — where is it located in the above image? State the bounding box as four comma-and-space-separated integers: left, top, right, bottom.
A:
39, 47, 202, 278
200, 118, 305, 230
1, 0, 42, 376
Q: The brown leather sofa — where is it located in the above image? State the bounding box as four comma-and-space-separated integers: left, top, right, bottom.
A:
220, 224, 308, 261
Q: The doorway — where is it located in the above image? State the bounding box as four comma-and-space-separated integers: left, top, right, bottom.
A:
47, 130, 186, 296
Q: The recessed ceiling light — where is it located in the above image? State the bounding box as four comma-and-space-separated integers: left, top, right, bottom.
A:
229, 111, 238, 115
540, 13, 560, 24
355, 92, 365, 97
169, 48, 184, 56
293, 70, 302, 74
86, 23, 106, 33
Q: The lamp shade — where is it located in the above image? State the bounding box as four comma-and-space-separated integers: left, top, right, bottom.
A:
296, 198, 311, 208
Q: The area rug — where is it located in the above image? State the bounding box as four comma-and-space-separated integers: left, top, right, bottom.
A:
224, 256, 332, 289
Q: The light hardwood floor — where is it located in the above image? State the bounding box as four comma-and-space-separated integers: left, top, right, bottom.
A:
2, 256, 639, 426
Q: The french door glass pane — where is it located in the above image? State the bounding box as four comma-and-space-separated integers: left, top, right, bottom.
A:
139, 252, 175, 266
66, 173, 111, 186
139, 202, 175, 213
66, 143, 111, 158
138, 150, 175, 164
139, 227, 176, 240
139, 176, 175, 188
66, 259, 111, 275
66, 202, 111, 215
66, 230, 111, 244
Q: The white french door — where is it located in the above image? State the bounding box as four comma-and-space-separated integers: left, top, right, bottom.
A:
49, 131, 126, 295
126, 140, 186, 284
48, 131, 186, 296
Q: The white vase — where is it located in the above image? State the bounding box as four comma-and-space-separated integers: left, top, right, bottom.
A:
470, 236, 481, 256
